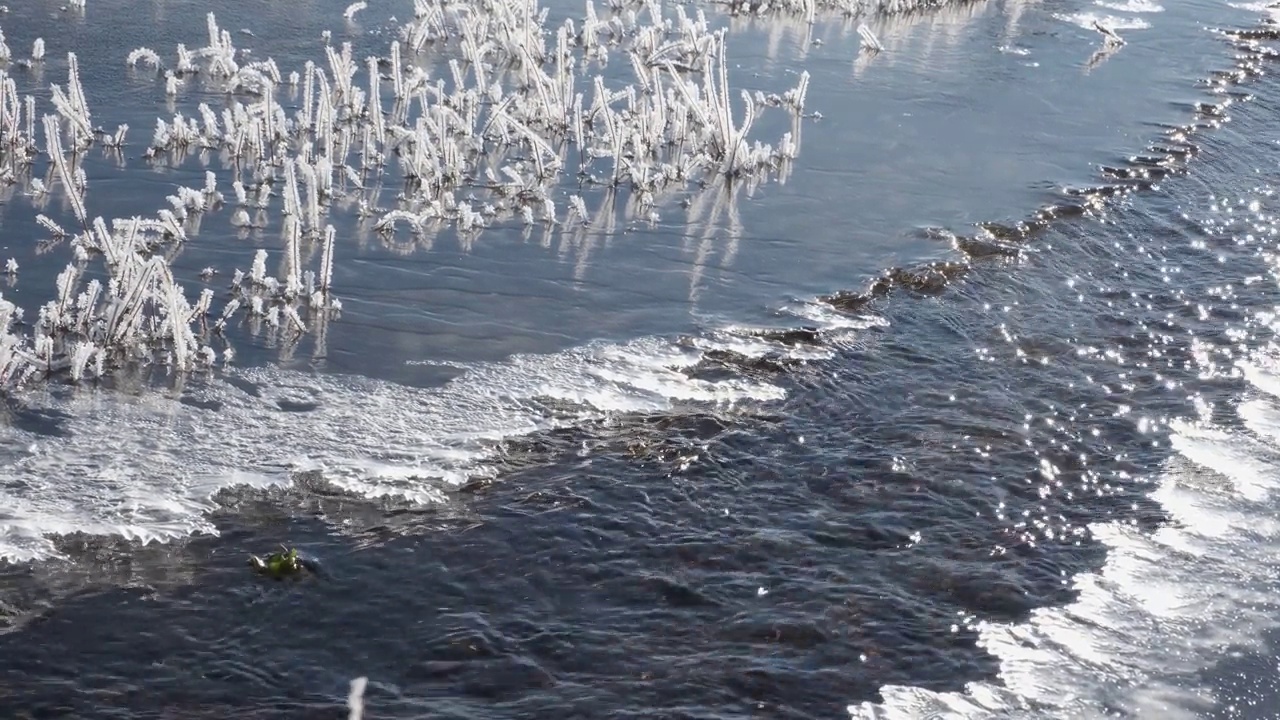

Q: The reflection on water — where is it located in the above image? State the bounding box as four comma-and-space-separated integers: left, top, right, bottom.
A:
682, 178, 747, 303
1085, 39, 1125, 72
724, 0, 1040, 74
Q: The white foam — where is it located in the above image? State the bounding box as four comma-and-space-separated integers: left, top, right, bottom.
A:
1054, 12, 1153, 31
1168, 420, 1277, 501
780, 300, 891, 334
1228, 0, 1280, 17
0, 334, 787, 562
850, 398, 1280, 718
694, 327, 837, 361
1240, 396, 1280, 441
1238, 359, 1280, 400
1094, 0, 1164, 13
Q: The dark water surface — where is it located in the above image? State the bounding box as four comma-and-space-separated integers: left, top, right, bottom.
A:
6, 0, 1280, 717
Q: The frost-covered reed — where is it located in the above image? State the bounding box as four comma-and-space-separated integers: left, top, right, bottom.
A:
717, 0, 977, 18
0, 0, 831, 389
0, 70, 38, 181
128, 2, 808, 240
348, 677, 368, 720
0, 48, 340, 387
0, 180, 342, 385
344, 2, 369, 21
857, 23, 885, 51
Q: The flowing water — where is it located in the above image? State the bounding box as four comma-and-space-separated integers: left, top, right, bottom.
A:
5, 0, 1280, 717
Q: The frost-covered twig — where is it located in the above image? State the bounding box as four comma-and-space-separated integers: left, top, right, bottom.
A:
344, 2, 368, 21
